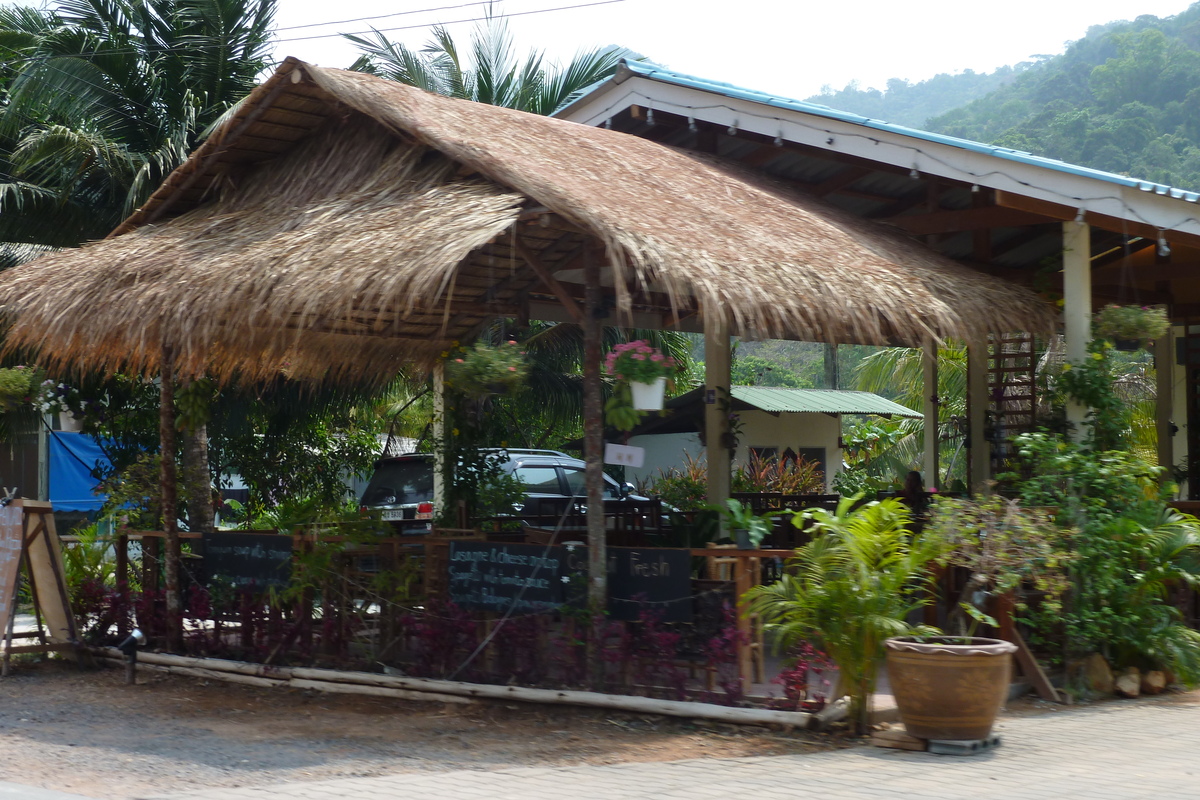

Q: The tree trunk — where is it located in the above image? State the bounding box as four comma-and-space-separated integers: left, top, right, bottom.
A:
582, 244, 607, 691
160, 348, 182, 652
181, 423, 213, 533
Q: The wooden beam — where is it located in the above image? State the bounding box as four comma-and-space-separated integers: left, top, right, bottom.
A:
995, 190, 1200, 251
1090, 237, 1156, 270
512, 237, 584, 323
811, 166, 871, 197
884, 207, 1048, 235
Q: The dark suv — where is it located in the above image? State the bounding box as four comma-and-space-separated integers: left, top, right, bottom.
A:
359, 449, 639, 533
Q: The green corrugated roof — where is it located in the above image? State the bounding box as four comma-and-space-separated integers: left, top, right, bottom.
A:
730, 387, 921, 418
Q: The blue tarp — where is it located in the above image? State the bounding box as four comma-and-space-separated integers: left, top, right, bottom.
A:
48, 431, 110, 512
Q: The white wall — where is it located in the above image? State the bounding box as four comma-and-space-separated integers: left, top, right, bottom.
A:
627, 411, 843, 492
735, 411, 842, 492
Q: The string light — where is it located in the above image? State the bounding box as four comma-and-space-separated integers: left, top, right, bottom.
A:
909, 167, 920, 180
1159, 234, 1171, 257
1075, 207, 1086, 224
604, 117, 612, 129
575, 89, 1200, 238
687, 116, 698, 132
645, 107, 654, 125
971, 184, 981, 193
774, 132, 784, 147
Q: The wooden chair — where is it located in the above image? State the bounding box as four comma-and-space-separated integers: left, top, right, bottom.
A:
704, 543, 766, 684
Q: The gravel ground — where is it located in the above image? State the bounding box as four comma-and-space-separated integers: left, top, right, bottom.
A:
0, 659, 842, 799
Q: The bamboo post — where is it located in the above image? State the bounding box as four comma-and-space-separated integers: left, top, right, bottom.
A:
581, 243, 607, 690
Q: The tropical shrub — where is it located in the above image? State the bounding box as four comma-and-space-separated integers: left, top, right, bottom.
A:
745, 497, 944, 732
444, 340, 529, 397
1092, 304, 1169, 342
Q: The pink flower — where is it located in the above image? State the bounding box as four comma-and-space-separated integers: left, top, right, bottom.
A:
508, 366, 517, 371
455, 358, 464, 363
633, 354, 646, 360
650, 354, 663, 362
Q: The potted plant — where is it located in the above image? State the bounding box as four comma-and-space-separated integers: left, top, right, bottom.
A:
883, 495, 1068, 741
604, 340, 676, 410
715, 498, 782, 549
1092, 304, 1170, 349
444, 340, 528, 397
745, 496, 944, 733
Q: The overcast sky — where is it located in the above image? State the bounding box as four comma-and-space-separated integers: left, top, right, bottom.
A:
271, 0, 1200, 100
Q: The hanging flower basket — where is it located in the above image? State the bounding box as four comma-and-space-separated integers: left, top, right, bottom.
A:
1092, 304, 1169, 344
604, 340, 677, 411
629, 377, 667, 410
444, 340, 529, 398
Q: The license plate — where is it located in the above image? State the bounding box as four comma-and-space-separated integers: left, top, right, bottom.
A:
381, 509, 406, 521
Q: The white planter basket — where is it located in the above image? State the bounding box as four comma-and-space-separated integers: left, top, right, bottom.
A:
629, 377, 667, 410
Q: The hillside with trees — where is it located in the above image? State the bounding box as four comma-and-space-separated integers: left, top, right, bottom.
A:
807, 3, 1200, 191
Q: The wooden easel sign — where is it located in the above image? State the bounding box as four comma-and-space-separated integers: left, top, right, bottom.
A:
0, 499, 79, 674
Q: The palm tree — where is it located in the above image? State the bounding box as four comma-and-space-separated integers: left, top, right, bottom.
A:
1, 0, 275, 219
0, 0, 277, 649
850, 343, 967, 487
345, 9, 633, 115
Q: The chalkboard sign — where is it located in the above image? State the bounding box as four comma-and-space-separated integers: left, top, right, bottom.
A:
447, 541, 564, 613
562, 546, 693, 622
0, 504, 23, 634
202, 532, 293, 590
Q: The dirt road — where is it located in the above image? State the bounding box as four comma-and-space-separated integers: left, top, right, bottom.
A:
0, 660, 838, 798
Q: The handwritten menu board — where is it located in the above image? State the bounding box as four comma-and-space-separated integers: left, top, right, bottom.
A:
447, 542, 692, 622
447, 542, 564, 613
0, 504, 25, 633
202, 532, 293, 589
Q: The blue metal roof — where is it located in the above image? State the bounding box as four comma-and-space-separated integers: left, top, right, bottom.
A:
613, 60, 1200, 204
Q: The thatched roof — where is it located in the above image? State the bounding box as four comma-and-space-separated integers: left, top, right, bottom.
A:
0, 58, 1055, 383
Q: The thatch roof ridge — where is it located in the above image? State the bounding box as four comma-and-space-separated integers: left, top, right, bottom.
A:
299, 64, 1054, 345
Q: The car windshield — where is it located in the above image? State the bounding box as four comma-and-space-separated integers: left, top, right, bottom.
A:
361, 460, 433, 506
562, 467, 621, 498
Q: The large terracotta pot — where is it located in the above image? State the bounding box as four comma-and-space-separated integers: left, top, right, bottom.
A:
885, 636, 1017, 740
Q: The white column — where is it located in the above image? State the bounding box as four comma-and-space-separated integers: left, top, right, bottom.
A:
922, 340, 939, 489
967, 337, 990, 494
1063, 220, 1092, 440
704, 307, 731, 517
432, 362, 445, 515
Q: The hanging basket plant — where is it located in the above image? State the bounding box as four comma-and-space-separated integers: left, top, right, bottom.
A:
0, 366, 42, 412
444, 340, 529, 397
1092, 304, 1169, 344
604, 340, 677, 411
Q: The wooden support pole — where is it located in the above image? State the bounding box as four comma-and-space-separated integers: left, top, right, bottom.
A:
581, 244, 607, 691
704, 307, 732, 522
922, 339, 939, 489
967, 337, 990, 494
432, 362, 446, 516
159, 346, 182, 652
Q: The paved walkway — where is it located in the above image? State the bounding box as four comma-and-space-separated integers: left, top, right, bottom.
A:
149, 695, 1200, 800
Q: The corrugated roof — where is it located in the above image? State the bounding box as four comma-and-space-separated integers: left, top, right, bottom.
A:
613, 60, 1200, 204
730, 387, 921, 417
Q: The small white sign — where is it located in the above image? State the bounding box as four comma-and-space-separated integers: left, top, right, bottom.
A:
604, 443, 645, 468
